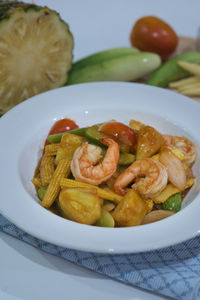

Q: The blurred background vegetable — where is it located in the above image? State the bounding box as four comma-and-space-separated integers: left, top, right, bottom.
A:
67, 50, 161, 85
130, 16, 178, 60
147, 51, 200, 87
169, 61, 200, 96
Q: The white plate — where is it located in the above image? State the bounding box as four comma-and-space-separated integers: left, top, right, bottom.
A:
0, 82, 200, 254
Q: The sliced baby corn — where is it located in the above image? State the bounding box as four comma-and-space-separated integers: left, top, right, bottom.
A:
178, 81, 200, 92
45, 143, 60, 156
178, 61, 200, 76
169, 61, 200, 96
179, 87, 200, 96
145, 199, 154, 213
41, 159, 71, 208
169, 76, 200, 88
60, 178, 123, 204
40, 154, 55, 186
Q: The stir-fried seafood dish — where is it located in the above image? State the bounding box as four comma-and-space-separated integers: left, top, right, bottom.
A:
32, 118, 197, 227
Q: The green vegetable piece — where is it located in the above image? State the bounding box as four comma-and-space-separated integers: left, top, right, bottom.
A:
95, 209, 115, 227
69, 127, 88, 136
71, 47, 139, 71
85, 126, 104, 146
47, 133, 63, 143
37, 186, 47, 201
47, 127, 87, 143
67, 52, 161, 85
163, 193, 182, 213
118, 152, 136, 165
147, 51, 200, 87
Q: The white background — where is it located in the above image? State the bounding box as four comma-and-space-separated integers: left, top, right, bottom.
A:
1, 0, 200, 299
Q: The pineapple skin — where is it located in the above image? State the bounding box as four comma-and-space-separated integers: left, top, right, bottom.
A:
0, 1, 74, 115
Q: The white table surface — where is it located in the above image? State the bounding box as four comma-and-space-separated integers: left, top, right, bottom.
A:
0, 232, 168, 300
1, 0, 200, 299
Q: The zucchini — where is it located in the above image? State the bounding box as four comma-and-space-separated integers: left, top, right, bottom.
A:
95, 209, 115, 227
49, 125, 136, 166
0, 2, 73, 114
85, 126, 104, 146
67, 52, 161, 85
163, 193, 182, 213
48, 127, 87, 143
37, 186, 47, 201
147, 51, 200, 87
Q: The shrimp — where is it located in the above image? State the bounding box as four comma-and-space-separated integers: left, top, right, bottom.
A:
71, 137, 119, 185
163, 135, 197, 166
114, 158, 168, 198
159, 148, 186, 190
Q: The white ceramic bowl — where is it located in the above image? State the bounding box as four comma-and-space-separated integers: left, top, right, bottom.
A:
0, 82, 200, 254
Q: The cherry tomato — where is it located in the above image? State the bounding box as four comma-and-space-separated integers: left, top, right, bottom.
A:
48, 118, 78, 135
100, 122, 137, 153
130, 16, 178, 60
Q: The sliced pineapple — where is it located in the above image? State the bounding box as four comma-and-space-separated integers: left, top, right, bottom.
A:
0, 2, 73, 114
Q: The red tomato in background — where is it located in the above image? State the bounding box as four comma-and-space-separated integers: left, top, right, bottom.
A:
130, 16, 178, 60
100, 122, 137, 153
49, 118, 78, 135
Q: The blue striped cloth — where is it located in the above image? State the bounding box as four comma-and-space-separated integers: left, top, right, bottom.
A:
1, 214, 200, 300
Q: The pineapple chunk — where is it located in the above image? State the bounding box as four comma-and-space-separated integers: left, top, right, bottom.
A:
111, 189, 147, 227
136, 125, 165, 160
58, 188, 101, 225
55, 133, 84, 164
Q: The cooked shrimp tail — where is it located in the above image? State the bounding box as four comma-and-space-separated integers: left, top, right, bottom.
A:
114, 158, 168, 198
71, 138, 119, 185
162, 134, 197, 166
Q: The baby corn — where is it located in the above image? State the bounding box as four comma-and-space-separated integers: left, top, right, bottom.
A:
179, 87, 200, 96
41, 159, 71, 208
40, 154, 55, 186
169, 76, 200, 88
60, 178, 123, 204
169, 61, 200, 96
45, 143, 60, 156
145, 199, 154, 213
178, 61, 200, 76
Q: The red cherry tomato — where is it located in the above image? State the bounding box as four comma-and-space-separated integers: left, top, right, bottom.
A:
49, 118, 78, 135
130, 16, 178, 60
100, 122, 137, 153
